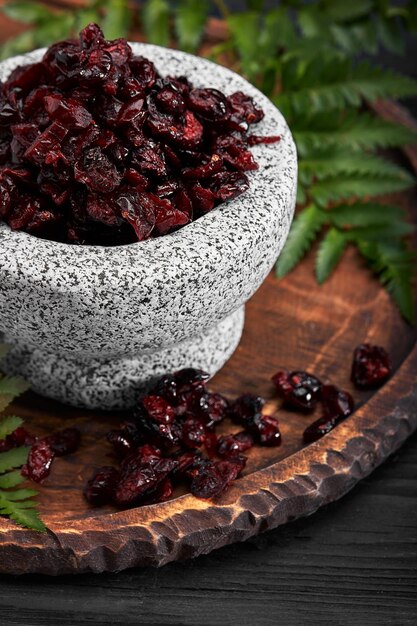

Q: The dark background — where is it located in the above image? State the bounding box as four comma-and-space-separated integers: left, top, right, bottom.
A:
0, 3, 416, 625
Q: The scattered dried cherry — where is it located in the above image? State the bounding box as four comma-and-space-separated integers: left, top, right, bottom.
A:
217, 431, 254, 457
114, 457, 178, 506
107, 426, 138, 459
351, 344, 391, 389
21, 440, 55, 483
251, 414, 282, 447
181, 417, 206, 449
84, 466, 120, 505
46, 427, 81, 456
303, 417, 337, 444
217, 455, 246, 485
142, 396, 175, 424
230, 393, 265, 427
321, 385, 354, 421
272, 370, 322, 411
190, 461, 225, 499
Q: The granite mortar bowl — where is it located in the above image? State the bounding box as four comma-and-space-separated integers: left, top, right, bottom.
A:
0, 43, 297, 410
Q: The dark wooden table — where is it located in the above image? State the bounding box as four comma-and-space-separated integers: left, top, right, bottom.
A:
0, 10, 416, 626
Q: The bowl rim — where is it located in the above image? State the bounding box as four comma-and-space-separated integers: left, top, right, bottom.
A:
0, 42, 297, 276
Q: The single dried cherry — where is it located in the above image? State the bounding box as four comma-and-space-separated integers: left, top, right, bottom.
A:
114, 457, 178, 506
46, 427, 81, 456
217, 431, 254, 457
251, 414, 282, 447
181, 417, 206, 449
230, 393, 265, 427
321, 385, 354, 420
190, 461, 225, 499
351, 344, 391, 389
303, 417, 337, 444
272, 370, 322, 411
84, 466, 120, 505
21, 440, 55, 483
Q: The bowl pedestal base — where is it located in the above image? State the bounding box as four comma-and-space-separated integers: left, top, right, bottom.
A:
0, 307, 245, 410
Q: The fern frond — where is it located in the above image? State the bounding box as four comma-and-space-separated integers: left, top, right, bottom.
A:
276, 204, 326, 278
227, 12, 261, 78
310, 174, 415, 207
299, 148, 414, 186
0, 376, 30, 412
277, 58, 417, 115
0, 493, 46, 532
0, 446, 29, 473
142, 0, 171, 47
293, 111, 416, 156
0, 469, 25, 489
318, 0, 374, 23
0, 416, 24, 440
315, 228, 348, 283
175, 0, 209, 53
329, 203, 406, 228
101, 0, 130, 40
347, 222, 415, 241
357, 241, 415, 323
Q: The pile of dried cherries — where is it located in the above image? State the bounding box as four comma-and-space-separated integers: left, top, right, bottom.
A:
0, 23, 279, 245
0, 344, 391, 507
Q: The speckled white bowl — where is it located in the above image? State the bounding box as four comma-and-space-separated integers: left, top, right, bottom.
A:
0, 44, 297, 410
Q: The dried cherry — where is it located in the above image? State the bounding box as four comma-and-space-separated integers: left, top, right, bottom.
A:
351, 344, 391, 389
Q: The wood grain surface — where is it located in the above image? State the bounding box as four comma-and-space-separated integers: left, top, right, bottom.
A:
0, 10, 416, 582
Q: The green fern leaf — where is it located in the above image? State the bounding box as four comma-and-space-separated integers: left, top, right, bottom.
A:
2, 488, 38, 501
175, 0, 209, 53
310, 174, 415, 207
375, 14, 405, 55
0, 495, 46, 532
0, 446, 29, 473
319, 0, 374, 23
0, 376, 30, 412
74, 8, 102, 32
1, 1, 52, 24
299, 148, 414, 185
0, 416, 23, 440
227, 12, 261, 79
315, 228, 348, 283
0, 469, 25, 489
101, 0, 130, 39
277, 58, 417, 115
276, 204, 326, 278
347, 222, 415, 241
292, 111, 416, 156
296, 183, 307, 205
357, 241, 415, 323
329, 203, 406, 228
142, 0, 171, 47
0, 30, 35, 60
261, 7, 297, 53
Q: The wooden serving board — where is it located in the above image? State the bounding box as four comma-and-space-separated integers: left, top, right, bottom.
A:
1, 158, 416, 574
0, 14, 416, 575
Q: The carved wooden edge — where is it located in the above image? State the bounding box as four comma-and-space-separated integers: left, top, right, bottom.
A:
0, 345, 416, 575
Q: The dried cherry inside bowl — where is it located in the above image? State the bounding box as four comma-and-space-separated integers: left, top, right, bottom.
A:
0, 40, 297, 410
